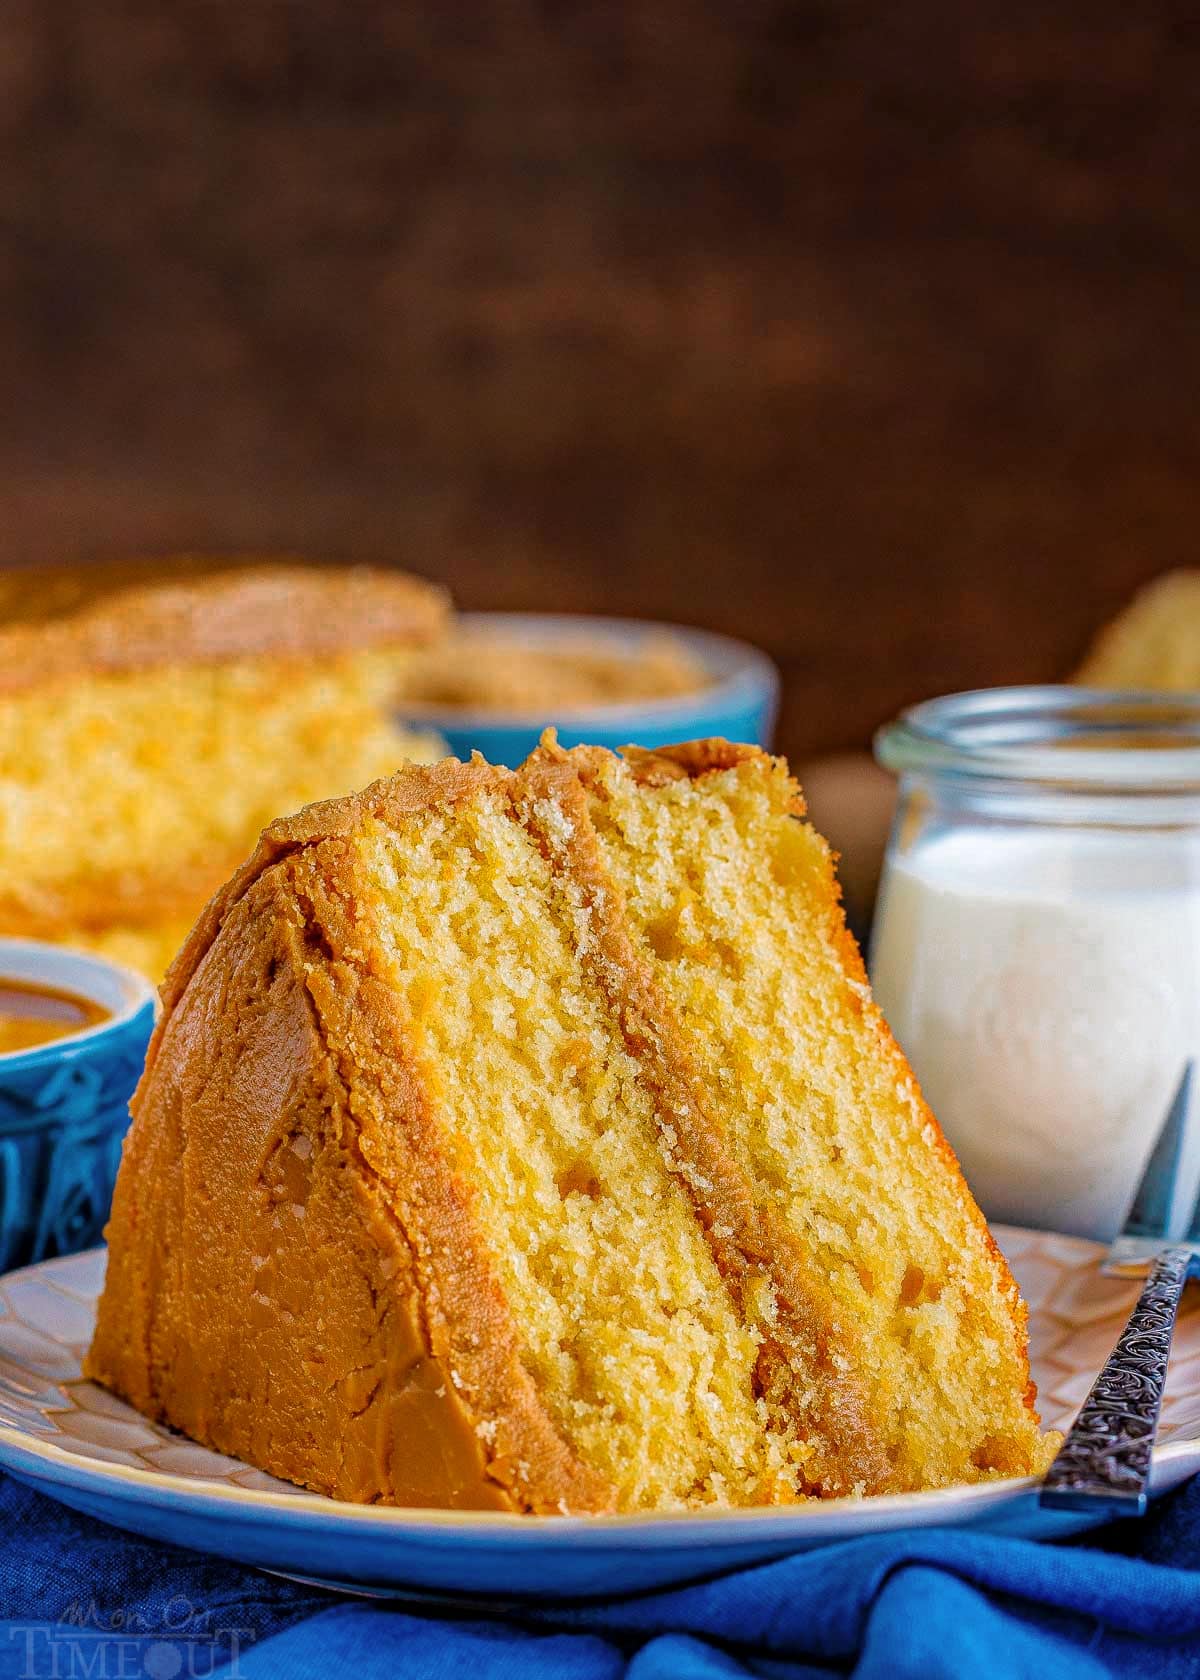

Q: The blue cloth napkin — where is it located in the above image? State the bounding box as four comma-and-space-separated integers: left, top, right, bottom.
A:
5, 1472, 1200, 1680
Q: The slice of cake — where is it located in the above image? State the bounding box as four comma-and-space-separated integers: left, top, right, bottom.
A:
1075, 570, 1200, 688
0, 561, 448, 977
86, 737, 1052, 1512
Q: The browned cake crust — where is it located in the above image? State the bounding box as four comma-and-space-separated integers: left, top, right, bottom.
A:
0, 561, 448, 693
0, 555, 271, 626
87, 740, 1040, 1511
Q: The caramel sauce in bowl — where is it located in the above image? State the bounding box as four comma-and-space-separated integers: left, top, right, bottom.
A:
0, 977, 110, 1056
0, 939, 157, 1268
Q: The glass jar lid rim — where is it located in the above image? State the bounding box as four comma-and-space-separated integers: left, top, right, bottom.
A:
875, 686, 1200, 790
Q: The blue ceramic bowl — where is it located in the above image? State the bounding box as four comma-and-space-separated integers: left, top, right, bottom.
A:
394, 613, 780, 765
0, 941, 156, 1274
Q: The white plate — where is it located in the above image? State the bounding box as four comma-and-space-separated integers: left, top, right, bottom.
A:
2, 1227, 1198, 1602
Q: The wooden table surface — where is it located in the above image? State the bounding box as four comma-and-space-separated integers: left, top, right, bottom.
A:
1, 1, 1197, 763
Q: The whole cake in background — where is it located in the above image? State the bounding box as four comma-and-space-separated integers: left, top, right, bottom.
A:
1075, 569, 1200, 688
87, 734, 1054, 1512
0, 559, 447, 978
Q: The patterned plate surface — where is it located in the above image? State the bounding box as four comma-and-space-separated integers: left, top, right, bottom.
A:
1, 1228, 1199, 1601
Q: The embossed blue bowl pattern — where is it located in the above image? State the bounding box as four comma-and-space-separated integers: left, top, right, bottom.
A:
0, 945, 156, 1274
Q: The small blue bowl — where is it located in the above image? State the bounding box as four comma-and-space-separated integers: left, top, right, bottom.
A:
0, 941, 157, 1274
394, 613, 780, 766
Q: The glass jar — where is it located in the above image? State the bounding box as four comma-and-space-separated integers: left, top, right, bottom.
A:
871, 687, 1200, 1242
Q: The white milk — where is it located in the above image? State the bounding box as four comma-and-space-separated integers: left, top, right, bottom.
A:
870, 828, 1200, 1240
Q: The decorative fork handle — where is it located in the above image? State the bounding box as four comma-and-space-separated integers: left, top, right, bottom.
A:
1040, 1245, 1193, 1517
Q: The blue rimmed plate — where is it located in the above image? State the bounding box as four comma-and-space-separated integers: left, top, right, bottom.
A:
2, 1228, 1199, 1603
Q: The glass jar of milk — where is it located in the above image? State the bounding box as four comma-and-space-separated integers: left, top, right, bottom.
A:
872, 687, 1200, 1242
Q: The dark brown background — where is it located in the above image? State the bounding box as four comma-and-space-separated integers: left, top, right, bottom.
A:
2, 1, 1198, 761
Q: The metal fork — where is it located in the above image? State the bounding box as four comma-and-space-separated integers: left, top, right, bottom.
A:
1040, 1061, 1197, 1517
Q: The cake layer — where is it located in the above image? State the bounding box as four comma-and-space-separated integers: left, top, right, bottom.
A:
358, 788, 795, 1507
515, 748, 887, 1497
88, 740, 1052, 1511
570, 740, 1044, 1488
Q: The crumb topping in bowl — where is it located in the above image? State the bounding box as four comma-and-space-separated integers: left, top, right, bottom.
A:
395, 629, 713, 714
